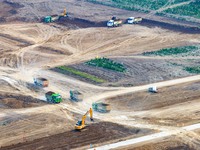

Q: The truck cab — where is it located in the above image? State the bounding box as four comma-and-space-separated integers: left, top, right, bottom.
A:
107, 20, 114, 27
127, 17, 134, 24
52, 93, 62, 103
45, 91, 62, 103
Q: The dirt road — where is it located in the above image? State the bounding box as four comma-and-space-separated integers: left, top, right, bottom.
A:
91, 123, 200, 150
0, 1, 200, 149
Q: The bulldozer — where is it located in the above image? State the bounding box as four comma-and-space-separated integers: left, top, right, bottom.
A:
75, 108, 93, 130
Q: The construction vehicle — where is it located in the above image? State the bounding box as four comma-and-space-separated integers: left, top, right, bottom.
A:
45, 91, 62, 103
43, 15, 59, 23
148, 86, 158, 93
75, 108, 93, 130
127, 17, 142, 24
92, 102, 111, 113
43, 8, 68, 23
44, 16, 52, 23
70, 90, 83, 101
107, 16, 122, 27
34, 78, 49, 87
60, 8, 68, 17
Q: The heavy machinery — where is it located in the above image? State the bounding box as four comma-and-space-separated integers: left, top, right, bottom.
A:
60, 8, 68, 17
107, 16, 122, 27
43, 8, 68, 23
127, 17, 142, 24
70, 90, 83, 101
44, 16, 52, 23
75, 108, 93, 130
45, 91, 62, 103
34, 78, 49, 87
92, 102, 111, 113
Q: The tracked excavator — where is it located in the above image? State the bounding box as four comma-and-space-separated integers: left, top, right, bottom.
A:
75, 108, 93, 130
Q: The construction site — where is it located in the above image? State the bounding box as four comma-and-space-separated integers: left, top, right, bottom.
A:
0, 0, 200, 149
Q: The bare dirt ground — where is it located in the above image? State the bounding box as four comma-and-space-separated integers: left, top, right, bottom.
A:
0, 1, 200, 150
0, 122, 154, 150
104, 81, 200, 127
116, 136, 197, 150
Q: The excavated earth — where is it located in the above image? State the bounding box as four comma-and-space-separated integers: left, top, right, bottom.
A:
0, 122, 154, 150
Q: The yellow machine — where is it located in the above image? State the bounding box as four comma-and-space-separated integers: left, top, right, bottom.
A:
75, 108, 93, 130
61, 8, 67, 17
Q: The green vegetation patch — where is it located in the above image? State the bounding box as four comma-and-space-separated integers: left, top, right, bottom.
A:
143, 45, 199, 56
163, 1, 200, 19
57, 66, 106, 83
86, 57, 126, 72
184, 66, 200, 74
88, 0, 189, 12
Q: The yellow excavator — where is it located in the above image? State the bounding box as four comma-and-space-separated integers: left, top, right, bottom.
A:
61, 8, 68, 17
75, 108, 93, 130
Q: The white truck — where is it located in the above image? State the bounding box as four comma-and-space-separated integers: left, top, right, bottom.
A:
127, 17, 142, 24
107, 17, 123, 27
148, 86, 158, 93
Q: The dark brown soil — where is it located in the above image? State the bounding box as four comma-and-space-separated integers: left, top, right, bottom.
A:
0, 122, 153, 150
0, 33, 33, 47
34, 46, 73, 55
0, 93, 47, 109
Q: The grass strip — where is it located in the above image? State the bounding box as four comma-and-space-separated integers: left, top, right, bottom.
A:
57, 66, 106, 83
143, 45, 198, 56
184, 66, 200, 74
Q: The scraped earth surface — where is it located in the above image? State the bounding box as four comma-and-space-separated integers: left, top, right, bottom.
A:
0, 0, 200, 149
116, 136, 198, 150
0, 93, 46, 109
0, 122, 153, 150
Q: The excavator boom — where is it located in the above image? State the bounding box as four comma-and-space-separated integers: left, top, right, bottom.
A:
75, 108, 93, 130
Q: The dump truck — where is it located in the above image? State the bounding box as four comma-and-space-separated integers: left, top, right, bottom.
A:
92, 102, 111, 113
75, 108, 93, 130
45, 91, 62, 103
44, 16, 52, 23
70, 90, 83, 101
107, 16, 122, 27
34, 78, 49, 87
127, 17, 142, 24
148, 86, 158, 93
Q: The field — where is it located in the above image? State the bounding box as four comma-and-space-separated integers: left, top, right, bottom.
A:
53, 56, 199, 87
89, 0, 191, 11
0, 0, 200, 150
163, 1, 200, 19
88, 0, 200, 23
142, 45, 199, 56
